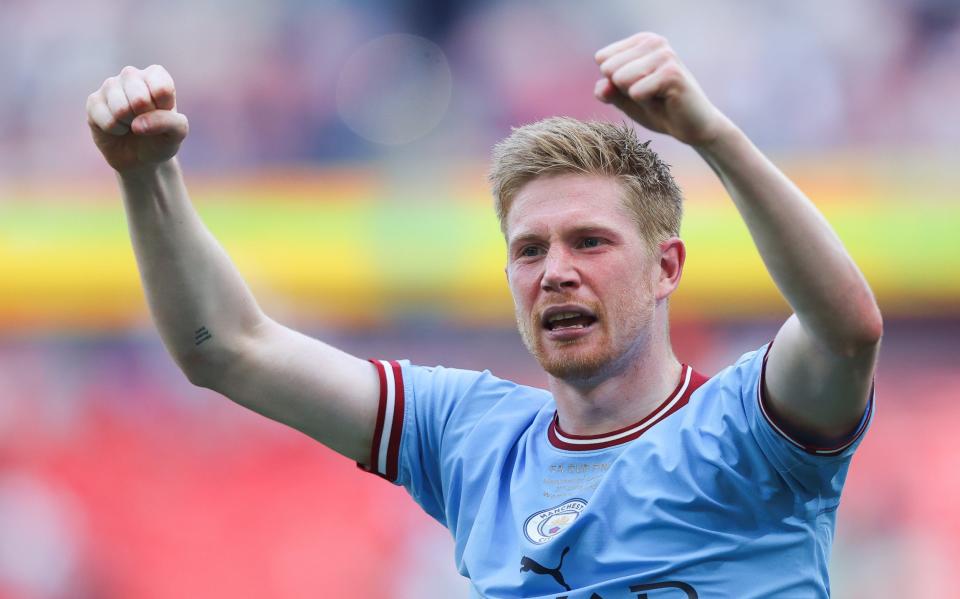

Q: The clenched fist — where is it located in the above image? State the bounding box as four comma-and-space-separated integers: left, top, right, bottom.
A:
86, 65, 188, 174
594, 33, 731, 147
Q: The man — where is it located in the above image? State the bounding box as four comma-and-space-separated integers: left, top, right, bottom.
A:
87, 32, 880, 598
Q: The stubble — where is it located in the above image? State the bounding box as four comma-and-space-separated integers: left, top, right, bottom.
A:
516, 286, 655, 384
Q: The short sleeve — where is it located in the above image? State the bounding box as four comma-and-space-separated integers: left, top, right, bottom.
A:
357, 359, 530, 526
731, 344, 875, 482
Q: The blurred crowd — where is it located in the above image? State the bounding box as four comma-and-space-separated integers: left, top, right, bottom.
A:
0, 0, 958, 178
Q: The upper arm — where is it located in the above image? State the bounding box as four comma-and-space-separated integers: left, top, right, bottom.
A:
764, 314, 879, 445
207, 318, 380, 464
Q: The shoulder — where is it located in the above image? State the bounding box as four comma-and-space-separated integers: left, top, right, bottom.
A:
364, 360, 552, 483
377, 360, 552, 426
398, 361, 548, 401
690, 344, 873, 467
685, 347, 767, 410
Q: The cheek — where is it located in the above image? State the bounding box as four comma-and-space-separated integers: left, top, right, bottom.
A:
508, 266, 539, 306
596, 270, 652, 312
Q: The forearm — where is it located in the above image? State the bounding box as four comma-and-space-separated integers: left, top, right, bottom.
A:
695, 123, 882, 353
119, 158, 266, 383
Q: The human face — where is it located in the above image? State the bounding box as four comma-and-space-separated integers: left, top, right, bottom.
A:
505, 174, 659, 382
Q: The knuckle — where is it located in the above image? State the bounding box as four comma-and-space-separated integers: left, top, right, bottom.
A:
129, 95, 152, 111
147, 64, 173, 85
98, 113, 117, 131
110, 99, 132, 119
635, 32, 664, 46
120, 65, 139, 77
87, 94, 103, 115
106, 77, 124, 94
611, 70, 630, 88
661, 64, 682, 82
153, 86, 175, 105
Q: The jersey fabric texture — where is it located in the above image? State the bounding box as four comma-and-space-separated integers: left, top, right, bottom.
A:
358, 344, 873, 599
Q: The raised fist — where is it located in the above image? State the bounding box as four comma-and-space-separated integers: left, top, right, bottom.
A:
594, 33, 730, 147
86, 65, 188, 173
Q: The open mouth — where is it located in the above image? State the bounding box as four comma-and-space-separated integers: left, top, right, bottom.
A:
541, 307, 598, 331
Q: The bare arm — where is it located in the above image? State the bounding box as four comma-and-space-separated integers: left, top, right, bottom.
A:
692, 127, 880, 439
594, 33, 881, 440
87, 66, 378, 462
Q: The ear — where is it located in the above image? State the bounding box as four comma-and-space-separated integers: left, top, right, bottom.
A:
655, 237, 685, 301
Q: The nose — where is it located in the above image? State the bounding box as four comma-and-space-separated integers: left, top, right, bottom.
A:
541, 246, 581, 292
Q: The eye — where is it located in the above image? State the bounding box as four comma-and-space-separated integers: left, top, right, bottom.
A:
520, 245, 543, 258
579, 237, 603, 249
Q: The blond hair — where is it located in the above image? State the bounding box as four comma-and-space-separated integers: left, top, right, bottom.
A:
489, 117, 683, 252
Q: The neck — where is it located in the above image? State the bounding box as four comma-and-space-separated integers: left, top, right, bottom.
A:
548, 331, 682, 436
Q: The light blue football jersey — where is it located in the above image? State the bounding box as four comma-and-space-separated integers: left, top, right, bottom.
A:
359, 345, 873, 598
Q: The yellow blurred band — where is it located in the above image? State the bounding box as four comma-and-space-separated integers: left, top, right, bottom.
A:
1, 160, 956, 332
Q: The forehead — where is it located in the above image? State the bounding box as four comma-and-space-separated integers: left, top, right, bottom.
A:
505, 173, 635, 239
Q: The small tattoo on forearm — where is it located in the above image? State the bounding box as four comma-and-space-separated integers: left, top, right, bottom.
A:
194, 326, 213, 346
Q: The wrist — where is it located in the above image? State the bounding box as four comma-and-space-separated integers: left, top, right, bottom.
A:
116, 158, 179, 185
690, 116, 742, 154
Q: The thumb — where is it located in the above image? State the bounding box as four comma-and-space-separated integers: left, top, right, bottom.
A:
594, 78, 617, 104
131, 110, 189, 138
594, 78, 635, 113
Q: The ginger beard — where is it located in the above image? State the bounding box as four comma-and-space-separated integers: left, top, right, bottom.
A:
514, 275, 657, 383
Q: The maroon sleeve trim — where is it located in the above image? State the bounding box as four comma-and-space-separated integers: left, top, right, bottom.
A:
758, 343, 874, 456
356, 359, 405, 482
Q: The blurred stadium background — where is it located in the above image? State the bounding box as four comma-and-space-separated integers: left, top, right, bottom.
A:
1, 0, 958, 597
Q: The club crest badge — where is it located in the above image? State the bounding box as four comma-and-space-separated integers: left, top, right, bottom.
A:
523, 498, 587, 545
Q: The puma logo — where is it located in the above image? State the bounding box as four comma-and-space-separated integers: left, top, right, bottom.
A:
520, 546, 571, 591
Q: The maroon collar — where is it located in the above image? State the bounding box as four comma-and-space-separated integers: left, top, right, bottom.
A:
547, 365, 709, 451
